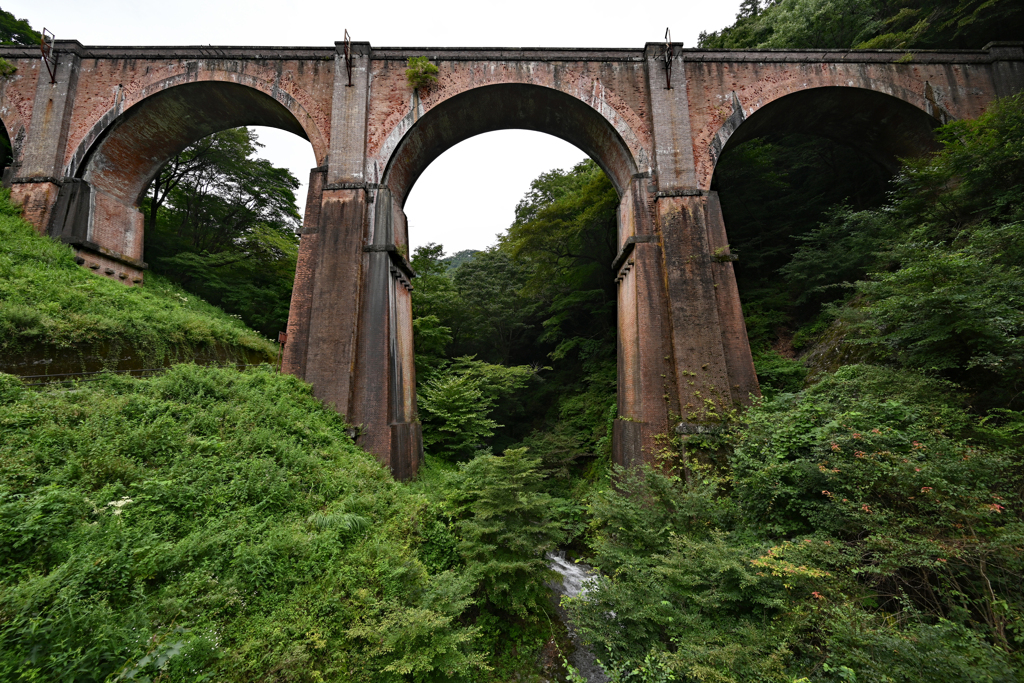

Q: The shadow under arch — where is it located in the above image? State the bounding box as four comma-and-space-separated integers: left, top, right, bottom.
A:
73, 80, 315, 206
0, 114, 12, 180
380, 83, 640, 206
708, 86, 947, 394
712, 86, 943, 178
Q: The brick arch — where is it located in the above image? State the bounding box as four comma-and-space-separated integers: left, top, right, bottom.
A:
68, 78, 325, 205
0, 88, 29, 170
701, 82, 944, 188
377, 82, 642, 206
0, 111, 12, 168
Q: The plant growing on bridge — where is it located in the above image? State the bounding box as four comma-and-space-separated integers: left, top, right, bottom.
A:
406, 56, 439, 89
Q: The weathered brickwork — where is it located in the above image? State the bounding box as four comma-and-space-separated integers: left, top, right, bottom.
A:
9, 180, 59, 232
1, 39, 1021, 478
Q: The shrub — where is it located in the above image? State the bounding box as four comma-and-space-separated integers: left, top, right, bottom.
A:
0, 365, 487, 682
406, 56, 439, 89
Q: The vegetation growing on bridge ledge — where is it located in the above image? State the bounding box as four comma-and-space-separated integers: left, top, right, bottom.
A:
406, 56, 439, 89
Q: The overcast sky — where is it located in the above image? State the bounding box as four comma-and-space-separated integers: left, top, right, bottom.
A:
8, 0, 742, 254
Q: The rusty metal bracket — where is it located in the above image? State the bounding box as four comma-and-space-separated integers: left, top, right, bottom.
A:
344, 29, 353, 87
664, 28, 673, 89
40, 28, 57, 84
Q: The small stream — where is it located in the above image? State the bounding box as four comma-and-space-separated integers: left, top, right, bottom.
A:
546, 551, 609, 683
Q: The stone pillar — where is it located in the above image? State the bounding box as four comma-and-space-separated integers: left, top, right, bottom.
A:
282, 166, 327, 378
294, 40, 422, 479
10, 40, 82, 233
985, 42, 1024, 99
348, 189, 421, 479
301, 188, 369, 419
299, 40, 372, 426
706, 192, 759, 404
613, 175, 676, 467
657, 193, 743, 420
645, 42, 698, 190
328, 41, 371, 186
642, 42, 759, 437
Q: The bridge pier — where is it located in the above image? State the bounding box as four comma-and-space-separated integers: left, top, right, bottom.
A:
283, 179, 422, 479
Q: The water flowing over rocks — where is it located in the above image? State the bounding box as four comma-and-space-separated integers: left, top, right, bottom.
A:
546, 551, 609, 683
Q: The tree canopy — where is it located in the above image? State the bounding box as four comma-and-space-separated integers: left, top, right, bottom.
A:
143, 128, 301, 338
0, 8, 40, 47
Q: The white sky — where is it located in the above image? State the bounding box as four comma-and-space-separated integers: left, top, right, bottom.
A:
8, 0, 742, 254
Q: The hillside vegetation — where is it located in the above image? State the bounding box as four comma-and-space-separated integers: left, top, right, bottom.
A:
407, 94, 1024, 682
0, 364, 492, 682
1, 4, 1023, 680
0, 190, 277, 375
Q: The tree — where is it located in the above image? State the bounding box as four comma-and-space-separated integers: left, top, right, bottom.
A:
456, 448, 567, 618
699, 0, 1024, 50
143, 128, 302, 336
0, 9, 40, 46
845, 94, 1024, 409
418, 358, 534, 461
499, 160, 618, 368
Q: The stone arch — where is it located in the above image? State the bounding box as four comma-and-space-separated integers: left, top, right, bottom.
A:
0, 89, 28, 174
69, 79, 323, 206
0, 111, 13, 175
349, 81, 658, 476
377, 83, 643, 206
703, 84, 944, 188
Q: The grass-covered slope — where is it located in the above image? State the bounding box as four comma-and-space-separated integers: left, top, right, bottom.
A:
0, 365, 483, 682
0, 190, 277, 374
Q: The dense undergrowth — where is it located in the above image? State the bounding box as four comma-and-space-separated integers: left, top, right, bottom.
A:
406, 93, 1024, 681
2, 4, 1024, 679
0, 365, 489, 681
568, 365, 1024, 682
0, 189, 276, 368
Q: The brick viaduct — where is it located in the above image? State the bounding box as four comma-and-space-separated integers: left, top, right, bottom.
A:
1, 39, 1021, 478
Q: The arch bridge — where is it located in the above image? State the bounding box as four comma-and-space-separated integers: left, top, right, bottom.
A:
2, 39, 1021, 478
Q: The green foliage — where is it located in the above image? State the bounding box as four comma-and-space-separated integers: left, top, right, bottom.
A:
0, 57, 16, 78
411, 160, 619, 463
838, 94, 1024, 408
144, 128, 301, 337
0, 8, 40, 46
457, 448, 568, 618
0, 364, 487, 682
780, 205, 894, 307
711, 133, 891, 362
698, 0, 1024, 50
0, 189, 275, 364
412, 245, 536, 367
418, 358, 534, 461
406, 56, 439, 89
753, 349, 808, 397
568, 364, 1024, 680
502, 160, 618, 365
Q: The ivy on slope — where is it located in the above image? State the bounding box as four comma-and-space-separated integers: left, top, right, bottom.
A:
0, 189, 276, 364
0, 365, 486, 682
